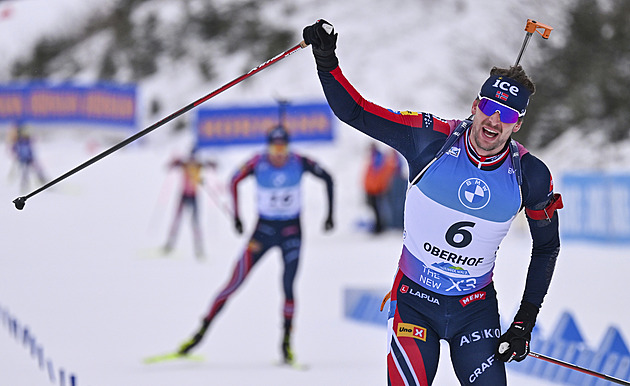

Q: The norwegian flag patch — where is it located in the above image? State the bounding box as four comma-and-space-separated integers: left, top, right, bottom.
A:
495, 91, 509, 101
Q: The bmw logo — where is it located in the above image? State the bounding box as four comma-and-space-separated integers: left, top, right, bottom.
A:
458, 178, 490, 210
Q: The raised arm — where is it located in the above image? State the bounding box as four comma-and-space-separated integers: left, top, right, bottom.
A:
303, 19, 459, 178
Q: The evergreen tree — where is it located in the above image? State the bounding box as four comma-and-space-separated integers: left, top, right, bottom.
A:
519, 0, 630, 147
11, 0, 294, 83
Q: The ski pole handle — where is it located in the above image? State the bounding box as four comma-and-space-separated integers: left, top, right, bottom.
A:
514, 19, 553, 67
525, 19, 553, 39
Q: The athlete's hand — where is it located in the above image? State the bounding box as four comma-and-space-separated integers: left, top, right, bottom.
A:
234, 217, 243, 234
496, 321, 532, 362
303, 19, 338, 71
496, 302, 538, 362
303, 19, 337, 52
324, 214, 334, 231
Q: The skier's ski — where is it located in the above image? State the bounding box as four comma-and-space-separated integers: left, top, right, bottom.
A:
137, 247, 185, 260
275, 360, 310, 371
143, 352, 204, 364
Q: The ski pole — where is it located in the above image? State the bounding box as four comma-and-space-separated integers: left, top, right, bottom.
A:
146, 167, 177, 233
514, 19, 553, 67
12, 40, 309, 211
199, 182, 233, 219
529, 351, 630, 385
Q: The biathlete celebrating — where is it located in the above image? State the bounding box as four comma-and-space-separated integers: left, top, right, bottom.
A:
303, 20, 562, 385
177, 126, 334, 365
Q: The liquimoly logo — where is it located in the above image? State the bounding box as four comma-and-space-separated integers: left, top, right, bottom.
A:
459, 291, 486, 307
397, 323, 427, 341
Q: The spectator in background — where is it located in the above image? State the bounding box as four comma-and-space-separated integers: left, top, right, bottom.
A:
9, 121, 47, 193
363, 142, 399, 234
163, 148, 217, 259
384, 149, 407, 230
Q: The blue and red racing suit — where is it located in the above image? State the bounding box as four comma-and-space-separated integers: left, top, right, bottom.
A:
201, 152, 334, 331
164, 158, 214, 256
317, 66, 560, 385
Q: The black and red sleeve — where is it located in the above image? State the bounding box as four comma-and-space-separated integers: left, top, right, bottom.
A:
317, 67, 454, 178
229, 155, 258, 219
519, 153, 562, 309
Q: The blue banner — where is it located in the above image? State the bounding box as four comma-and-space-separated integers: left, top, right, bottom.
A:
195, 102, 334, 147
346, 289, 630, 384
561, 173, 630, 243
0, 82, 136, 127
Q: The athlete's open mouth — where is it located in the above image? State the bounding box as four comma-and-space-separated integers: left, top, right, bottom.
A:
482, 127, 499, 138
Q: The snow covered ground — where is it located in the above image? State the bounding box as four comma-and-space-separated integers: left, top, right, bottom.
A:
1, 1, 628, 385
0, 129, 571, 386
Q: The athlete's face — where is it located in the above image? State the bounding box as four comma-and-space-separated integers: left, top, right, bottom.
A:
470, 99, 522, 157
268, 141, 289, 167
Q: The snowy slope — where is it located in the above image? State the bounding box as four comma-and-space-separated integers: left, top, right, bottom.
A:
2, 1, 627, 386
2, 132, 566, 386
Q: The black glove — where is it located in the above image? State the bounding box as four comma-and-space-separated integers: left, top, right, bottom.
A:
234, 217, 243, 234
324, 214, 334, 231
496, 301, 538, 362
303, 19, 339, 72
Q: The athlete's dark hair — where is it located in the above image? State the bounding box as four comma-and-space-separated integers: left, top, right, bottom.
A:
490, 65, 536, 95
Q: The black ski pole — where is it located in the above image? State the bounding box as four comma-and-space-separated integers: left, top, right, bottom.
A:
13, 40, 309, 211
529, 351, 630, 385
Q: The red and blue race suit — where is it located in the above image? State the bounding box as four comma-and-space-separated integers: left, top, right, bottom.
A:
164, 158, 214, 256
201, 152, 333, 332
317, 66, 560, 385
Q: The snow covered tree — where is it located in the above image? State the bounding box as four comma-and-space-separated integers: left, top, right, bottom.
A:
519, 0, 630, 147
10, 0, 294, 83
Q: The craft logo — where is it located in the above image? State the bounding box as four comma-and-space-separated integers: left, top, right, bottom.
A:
458, 178, 490, 210
397, 323, 427, 341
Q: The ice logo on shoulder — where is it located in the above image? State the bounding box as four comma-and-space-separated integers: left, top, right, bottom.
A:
458, 178, 490, 210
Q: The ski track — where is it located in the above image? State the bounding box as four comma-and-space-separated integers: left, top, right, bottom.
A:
0, 1, 622, 385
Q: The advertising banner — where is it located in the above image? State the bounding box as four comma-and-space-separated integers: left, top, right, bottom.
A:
561, 173, 630, 242
0, 82, 136, 127
195, 102, 334, 147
